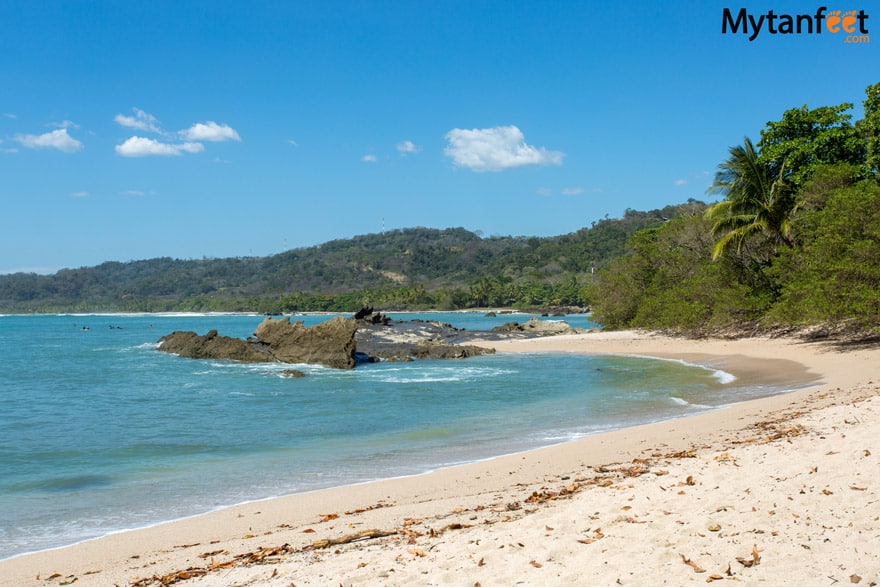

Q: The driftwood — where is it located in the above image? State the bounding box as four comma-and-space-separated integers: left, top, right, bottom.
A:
311, 528, 398, 549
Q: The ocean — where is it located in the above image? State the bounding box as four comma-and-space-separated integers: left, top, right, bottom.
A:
0, 312, 788, 560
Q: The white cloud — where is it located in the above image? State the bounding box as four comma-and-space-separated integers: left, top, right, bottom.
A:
535, 187, 553, 197
443, 125, 564, 172
396, 140, 420, 156
115, 136, 204, 157
180, 121, 241, 142
14, 128, 83, 153
3, 113, 16, 119
361, 154, 378, 163
112, 111, 240, 156
114, 108, 162, 133
561, 187, 584, 196
287, 139, 299, 147
674, 178, 688, 186
70, 191, 89, 198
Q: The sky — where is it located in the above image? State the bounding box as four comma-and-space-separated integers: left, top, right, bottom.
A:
1, 0, 877, 274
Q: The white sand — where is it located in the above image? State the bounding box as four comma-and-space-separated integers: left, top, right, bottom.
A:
3, 331, 878, 586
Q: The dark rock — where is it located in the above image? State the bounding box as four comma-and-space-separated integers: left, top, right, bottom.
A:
156, 329, 271, 363
353, 306, 374, 320
353, 307, 391, 325
414, 342, 490, 360
485, 311, 497, 317
280, 369, 307, 378
354, 315, 493, 361
252, 316, 358, 369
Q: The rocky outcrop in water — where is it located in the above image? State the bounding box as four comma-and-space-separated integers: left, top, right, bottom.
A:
353, 309, 494, 361
157, 316, 358, 369
157, 312, 495, 368
155, 329, 268, 362
354, 306, 391, 325
252, 316, 358, 369
491, 317, 582, 336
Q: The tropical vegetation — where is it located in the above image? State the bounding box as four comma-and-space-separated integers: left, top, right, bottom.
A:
591, 82, 880, 336
0, 206, 691, 313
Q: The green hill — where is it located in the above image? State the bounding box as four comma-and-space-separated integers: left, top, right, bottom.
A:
0, 202, 702, 313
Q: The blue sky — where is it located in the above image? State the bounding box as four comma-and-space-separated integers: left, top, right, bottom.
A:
1, 1, 876, 274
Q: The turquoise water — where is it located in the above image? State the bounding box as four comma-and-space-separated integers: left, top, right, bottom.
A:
0, 313, 786, 559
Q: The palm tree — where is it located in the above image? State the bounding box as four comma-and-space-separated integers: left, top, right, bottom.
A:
704, 137, 795, 260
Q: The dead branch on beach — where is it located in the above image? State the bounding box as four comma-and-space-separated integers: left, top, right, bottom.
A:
309, 528, 398, 550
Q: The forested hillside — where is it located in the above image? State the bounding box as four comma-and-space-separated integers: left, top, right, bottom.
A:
591, 82, 880, 336
0, 203, 697, 313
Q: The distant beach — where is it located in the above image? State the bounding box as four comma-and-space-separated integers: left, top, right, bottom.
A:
2, 329, 877, 586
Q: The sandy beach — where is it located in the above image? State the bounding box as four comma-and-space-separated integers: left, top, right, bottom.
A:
2, 331, 878, 586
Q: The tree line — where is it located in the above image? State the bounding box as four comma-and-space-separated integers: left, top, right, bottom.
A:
591, 82, 880, 335
0, 207, 694, 313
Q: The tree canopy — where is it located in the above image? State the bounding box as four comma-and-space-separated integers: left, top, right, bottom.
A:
592, 82, 880, 336
0, 207, 692, 313
704, 137, 795, 259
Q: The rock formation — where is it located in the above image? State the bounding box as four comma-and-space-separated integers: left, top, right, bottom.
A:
157, 316, 358, 369
353, 308, 494, 361
252, 316, 358, 369
155, 329, 270, 363
491, 317, 582, 336
157, 311, 505, 369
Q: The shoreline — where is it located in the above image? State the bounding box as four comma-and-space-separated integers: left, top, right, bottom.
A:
0, 358, 760, 566
2, 331, 878, 585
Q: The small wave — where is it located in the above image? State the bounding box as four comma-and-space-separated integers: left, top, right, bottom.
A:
713, 371, 737, 384
135, 342, 160, 350
670, 396, 713, 409
368, 366, 514, 384
623, 353, 737, 385
207, 362, 237, 369
541, 431, 585, 443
